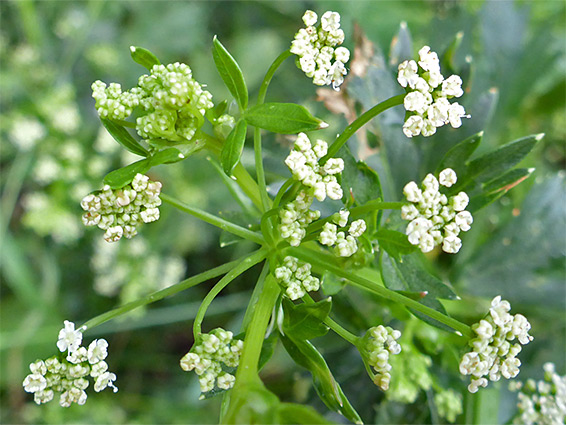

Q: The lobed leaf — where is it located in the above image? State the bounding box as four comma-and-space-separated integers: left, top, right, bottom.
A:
129, 45, 160, 70
212, 36, 248, 111
100, 118, 150, 157
245, 103, 327, 134
221, 119, 248, 176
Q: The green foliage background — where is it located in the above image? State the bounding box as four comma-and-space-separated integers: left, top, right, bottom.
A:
1, 1, 564, 423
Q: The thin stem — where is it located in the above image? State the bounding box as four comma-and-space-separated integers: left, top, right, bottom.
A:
193, 249, 268, 336
273, 180, 298, 208
80, 258, 244, 331
302, 295, 359, 345
321, 94, 406, 164
161, 193, 264, 245
240, 261, 271, 332
235, 275, 280, 382
291, 247, 473, 338
252, 50, 293, 212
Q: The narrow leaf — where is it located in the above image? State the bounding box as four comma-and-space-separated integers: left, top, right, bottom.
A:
280, 335, 363, 424
482, 167, 534, 194
389, 21, 413, 66
437, 131, 483, 175
101, 118, 149, 157
129, 46, 160, 70
212, 36, 248, 111
221, 119, 248, 176
149, 148, 185, 166
282, 297, 331, 340
276, 403, 333, 424
466, 133, 543, 183
245, 103, 327, 134
103, 159, 151, 189
375, 228, 416, 261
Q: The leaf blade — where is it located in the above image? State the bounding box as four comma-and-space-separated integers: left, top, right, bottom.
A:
212, 36, 248, 111
129, 45, 160, 70
221, 119, 248, 176
100, 118, 149, 157
245, 103, 327, 134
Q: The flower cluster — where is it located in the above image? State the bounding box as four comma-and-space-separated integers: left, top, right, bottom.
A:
81, 173, 162, 242
279, 133, 344, 247
402, 168, 472, 254
434, 390, 463, 423
510, 363, 566, 425
92, 62, 213, 143
459, 296, 533, 393
180, 328, 243, 397
274, 256, 321, 300
319, 210, 367, 257
398, 46, 470, 138
363, 325, 402, 391
22, 321, 117, 407
290, 10, 350, 90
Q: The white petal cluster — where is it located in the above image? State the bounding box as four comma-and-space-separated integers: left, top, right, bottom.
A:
364, 325, 402, 391
274, 256, 321, 300
398, 46, 470, 138
460, 296, 533, 393
280, 133, 344, 247
319, 211, 367, 257
22, 321, 117, 407
80, 173, 162, 242
92, 62, 213, 143
511, 363, 566, 425
402, 168, 472, 254
290, 10, 350, 90
180, 328, 243, 397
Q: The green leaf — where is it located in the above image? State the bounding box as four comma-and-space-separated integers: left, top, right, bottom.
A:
245, 103, 327, 134
129, 45, 160, 70
380, 252, 457, 332
321, 271, 346, 296
103, 159, 151, 189
375, 228, 416, 261
280, 335, 363, 424
465, 133, 543, 183
338, 144, 383, 207
212, 36, 248, 111
276, 403, 333, 424
221, 119, 248, 176
281, 297, 331, 340
437, 131, 483, 176
441, 31, 464, 75
100, 118, 149, 157
149, 148, 185, 166
482, 167, 534, 194
258, 331, 279, 372
389, 21, 413, 66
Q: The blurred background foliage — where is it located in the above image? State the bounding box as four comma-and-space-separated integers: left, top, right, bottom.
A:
0, 0, 564, 423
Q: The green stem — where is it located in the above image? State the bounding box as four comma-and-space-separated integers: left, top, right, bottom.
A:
240, 262, 271, 332
302, 295, 359, 345
80, 258, 244, 331
348, 200, 407, 218
193, 249, 268, 336
291, 247, 473, 338
273, 180, 298, 208
235, 275, 280, 383
161, 193, 264, 245
257, 50, 293, 104
321, 94, 406, 164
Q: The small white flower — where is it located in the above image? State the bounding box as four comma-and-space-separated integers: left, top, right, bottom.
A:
323, 158, 344, 175
419, 232, 435, 253
326, 181, 343, 200
397, 60, 418, 88
313, 139, 328, 158
401, 204, 419, 221
87, 339, 108, 364
404, 91, 432, 115
451, 191, 469, 211
427, 98, 451, 127
442, 75, 464, 98
217, 372, 236, 390
402, 115, 424, 138
319, 222, 338, 246
94, 371, 118, 393
321, 11, 340, 31
348, 219, 367, 237
447, 102, 469, 128
442, 234, 462, 253
418, 46, 440, 73
23, 373, 47, 393
33, 389, 54, 405
334, 46, 350, 63
57, 321, 83, 353
302, 10, 317, 26
103, 225, 124, 242
439, 168, 457, 187
141, 208, 160, 223
455, 211, 473, 232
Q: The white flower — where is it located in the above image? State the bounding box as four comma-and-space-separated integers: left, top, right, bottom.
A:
313, 139, 328, 158
23, 373, 47, 393
217, 372, 236, 390
442, 234, 462, 253
426, 71, 444, 89
418, 46, 440, 73
401, 204, 419, 221
323, 158, 344, 175
326, 181, 343, 200
333, 209, 350, 227
397, 60, 418, 88
87, 339, 108, 364
34, 389, 54, 405
419, 232, 435, 253
442, 75, 464, 98
57, 321, 83, 353
321, 11, 340, 31
404, 91, 432, 115
348, 219, 367, 237
448, 102, 469, 128
94, 371, 118, 393
427, 98, 450, 127
455, 211, 473, 232
319, 222, 338, 246
451, 191, 469, 211
302, 10, 317, 26
439, 168, 457, 187
104, 225, 123, 243
334, 46, 350, 63
403, 115, 424, 138
141, 207, 160, 223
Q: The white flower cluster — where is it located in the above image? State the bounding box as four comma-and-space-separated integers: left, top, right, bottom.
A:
434, 389, 463, 423
290, 10, 350, 90
92, 62, 213, 143
280, 133, 344, 247
319, 209, 367, 257
459, 296, 534, 393
22, 321, 117, 407
180, 328, 243, 397
511, 363, 566, 425
274, 256, 321, 300
402, 168, 472, 254
81, 173, 162, 242
364, 325, 402, 391
398, 46, 470, 138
